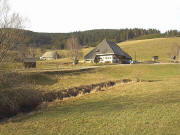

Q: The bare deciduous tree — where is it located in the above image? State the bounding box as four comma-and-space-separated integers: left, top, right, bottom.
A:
171, 43, 180, 56
0, 0, 25, 64
170, 43, 180, 62
66, 36, 82, 65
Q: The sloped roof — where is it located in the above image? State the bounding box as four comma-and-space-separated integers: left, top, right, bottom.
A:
84, 39, 132, 60
24, 58, 36, 62
41, 51, 58, 58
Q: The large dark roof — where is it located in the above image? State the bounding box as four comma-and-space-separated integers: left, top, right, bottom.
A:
84, 39, 132, 60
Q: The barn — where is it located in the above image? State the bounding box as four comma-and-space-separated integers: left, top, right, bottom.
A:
84, 39, 132, 64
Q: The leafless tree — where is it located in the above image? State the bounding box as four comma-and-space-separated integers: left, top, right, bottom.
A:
0, 0, 26, 64
66, 36, 82, 65
171, 43, 180, 56
170, 43, 180, 62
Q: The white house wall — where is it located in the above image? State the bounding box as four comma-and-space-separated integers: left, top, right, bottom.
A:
99, 55, 119, 63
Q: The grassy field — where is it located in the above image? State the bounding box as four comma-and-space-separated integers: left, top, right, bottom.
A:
1, 37, 180, 71
57, 37, 180, 63
118, 37, 180, 62
0, 48, 94, 70
1, 64, 180, 135
8, 63, 178, 91
1, 37, 180, 134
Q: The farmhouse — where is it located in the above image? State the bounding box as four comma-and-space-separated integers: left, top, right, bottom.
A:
84, 39, 132, 63
40, 51, 59, 60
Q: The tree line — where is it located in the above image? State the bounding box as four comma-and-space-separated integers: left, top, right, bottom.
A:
24, 28, 160, 49
8, 29, 180, 50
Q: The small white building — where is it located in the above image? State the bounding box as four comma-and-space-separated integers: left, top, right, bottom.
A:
84, 39, 132, 64
40, 51, 59, 60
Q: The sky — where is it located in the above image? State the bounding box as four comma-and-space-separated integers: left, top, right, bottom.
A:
10, 0, 180, 33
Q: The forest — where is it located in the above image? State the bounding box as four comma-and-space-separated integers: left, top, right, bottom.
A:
21, 29, 180, 49
24, 28, 161, 49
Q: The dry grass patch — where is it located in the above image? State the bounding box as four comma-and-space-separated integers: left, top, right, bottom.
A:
118, 37, 180, 62
2, 76, 180, 135
1, 64, 180, 135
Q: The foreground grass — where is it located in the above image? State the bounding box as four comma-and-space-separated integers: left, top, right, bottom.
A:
2, 64, 180, 91
1, 64, 180, 135
26, 64, 180, 91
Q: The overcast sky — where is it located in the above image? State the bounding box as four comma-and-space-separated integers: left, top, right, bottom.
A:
10, 0, 180, 33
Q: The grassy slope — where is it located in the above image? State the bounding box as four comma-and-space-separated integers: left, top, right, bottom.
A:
16, 63, 177, 91
2, 38, 180, 134
57, 37, 180, 63
1, 64, 180, 135
76, 37, 180, 63
118, 37, 180, 62
2, 37, 179, 70
0, 47, 94, 70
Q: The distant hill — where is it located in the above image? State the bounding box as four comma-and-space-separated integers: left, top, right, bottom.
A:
23, 29, 160, 49
118, 37, 180, 62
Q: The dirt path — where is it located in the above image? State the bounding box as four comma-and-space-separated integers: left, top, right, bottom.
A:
1, 63, 179, 74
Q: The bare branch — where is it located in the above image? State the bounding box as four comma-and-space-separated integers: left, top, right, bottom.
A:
66, 36, 82, 61
0, 0, 26, 64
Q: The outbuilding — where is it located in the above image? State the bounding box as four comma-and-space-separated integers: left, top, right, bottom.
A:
40, 51, 59, 60
23, 58, 36, 68
152, 56, 159, 62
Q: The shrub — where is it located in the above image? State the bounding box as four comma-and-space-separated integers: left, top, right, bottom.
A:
0, 71, 42, 119
0, 88, 42, 119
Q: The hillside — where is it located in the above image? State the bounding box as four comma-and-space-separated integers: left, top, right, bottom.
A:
4, 37, 180, 70
2, 34, 180, 135
24, 29, 160, 48
118, 37, 180, 62
83, 37, 180, 63
49, 37, 180, 63
1, 64, 180, 135
23, 29, 180, 50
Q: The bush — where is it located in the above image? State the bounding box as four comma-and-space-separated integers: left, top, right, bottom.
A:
0, 71, 42, 119
0, 88, 42, 119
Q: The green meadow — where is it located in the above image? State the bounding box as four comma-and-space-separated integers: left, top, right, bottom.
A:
1, 37, 180, 135
119, 37, 180, 62
1, 64, 180, 135
1, 37, 180, 71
